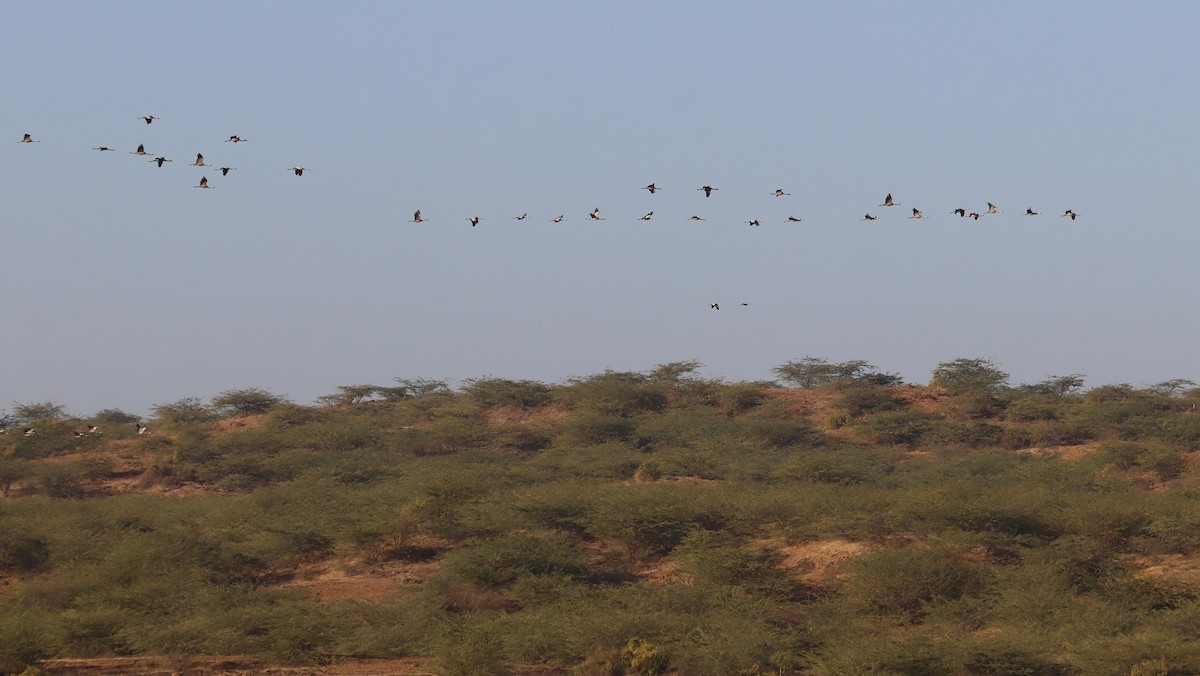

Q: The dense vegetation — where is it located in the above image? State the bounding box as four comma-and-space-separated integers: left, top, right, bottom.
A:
2, 358, 1200, 674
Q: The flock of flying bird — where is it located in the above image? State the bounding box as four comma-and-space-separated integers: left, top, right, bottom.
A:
16, 124, 1079, 223
16, 116, 308, 190
412, 187, 1079, 228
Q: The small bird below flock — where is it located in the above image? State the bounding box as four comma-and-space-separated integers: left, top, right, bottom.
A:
131, 144, 150, 155
881, 193, 898, 207
150, 156, 172, 167
194, 176, 212, 189
217, 166, 235, 176
698, 185, 717, 197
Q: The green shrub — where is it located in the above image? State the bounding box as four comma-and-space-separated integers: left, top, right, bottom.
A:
720, 384, 767, 416
855, 410, 942, 446
834, 383, 907, 418
841, 546, 989, 622
462, 377, 554, 409
560, 415, 637, 445
444, 534, 585, 589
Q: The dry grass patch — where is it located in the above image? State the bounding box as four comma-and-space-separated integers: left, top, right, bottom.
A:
773, 539, 873, 585
1019, 442, 1101, 461
1133, 553, 1200, 590
274, 557, 439, 603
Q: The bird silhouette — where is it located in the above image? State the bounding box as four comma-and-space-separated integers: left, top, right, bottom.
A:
225, 135, 245, 143
513, 213, 528, 220
969, 212, 981, 220
130, 144, 150, 155
952, 208, 966, 217
786, 216, 803, 223
217, 166, 236, 176
688, 215, 706, 221
1062, 210, 1077, 220
18, 133, 38, 143
639, 212, 655, 221
468, 216, 482, 227
588, 208, 605, 221
773, 189, 790, 197
139, 115, 159, 125
746, 219, 761, 227
987, 202, 1000, 214
149, 156, 172, 167
1025, 208, 1039, 216
551, 215, 566, 223
411, 210, 426, 223
289, 166, 307, 176
643, 183, 661, 194
862, 214, 879, 221
92, 146, 114, 152
194, 176, 213, 189
698, 185, 718, 197
880, 193, 899, 207
710, 303, 720, 310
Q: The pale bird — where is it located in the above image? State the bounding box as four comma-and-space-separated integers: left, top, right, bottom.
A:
880, 193, 899, 207
130, 144, 150, 155
987, 202, 1000, 214
19, 133, 38, 143
411, 210, 425, 223
191, 153, 210, 167
195, 176, 213, 189
909, 208, 926, 219
638, 212, 655, 221
588, 208, 605, 221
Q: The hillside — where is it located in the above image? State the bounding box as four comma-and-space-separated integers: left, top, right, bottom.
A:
3, 367, 1200, 674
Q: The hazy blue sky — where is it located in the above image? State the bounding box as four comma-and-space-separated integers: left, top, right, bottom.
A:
2, 2, 1197, 415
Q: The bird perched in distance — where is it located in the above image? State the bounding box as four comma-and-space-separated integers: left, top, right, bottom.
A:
136, 424, 148, 435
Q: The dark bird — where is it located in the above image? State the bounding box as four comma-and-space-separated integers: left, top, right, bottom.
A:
191, 153, 210, 167
697, 185, 718, 197
862, 213, 879, 221
588, 208, 605, 221
688, 215, 706, 221
224, 135, 245, 143
217, 166, 235, 176
880, 193, 899, 207
1062, 210, 1077, 220
289, 166, 307, 176
139, 115, 159, 124
1025, 208, 1039, 216
19, 133, 38, 143
195, 176, 213, 189
130, 144, 150, 155
969, 212, 981, 220
92, 146, 115, 152
468, 216, 482, 227
786, 216, 803, 223
513, 213, 528, 220
773, 189, 791, 197
410, 210, 425, 223
909, 208, 926, 219
710, 303, 720, 310
987, 202, 1000, 214
643, 183, 661, 194
551, 215, 566, 223
149, 156, 172, 167
952, 208, 966, 217
638, 212, 655, 221
746, 219, 761, 227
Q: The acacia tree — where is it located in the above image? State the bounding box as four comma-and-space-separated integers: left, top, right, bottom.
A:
930, 358, 1010, 393
773, 357, 901, 388
10, 402, 68, 424
211, 388, 290, 416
